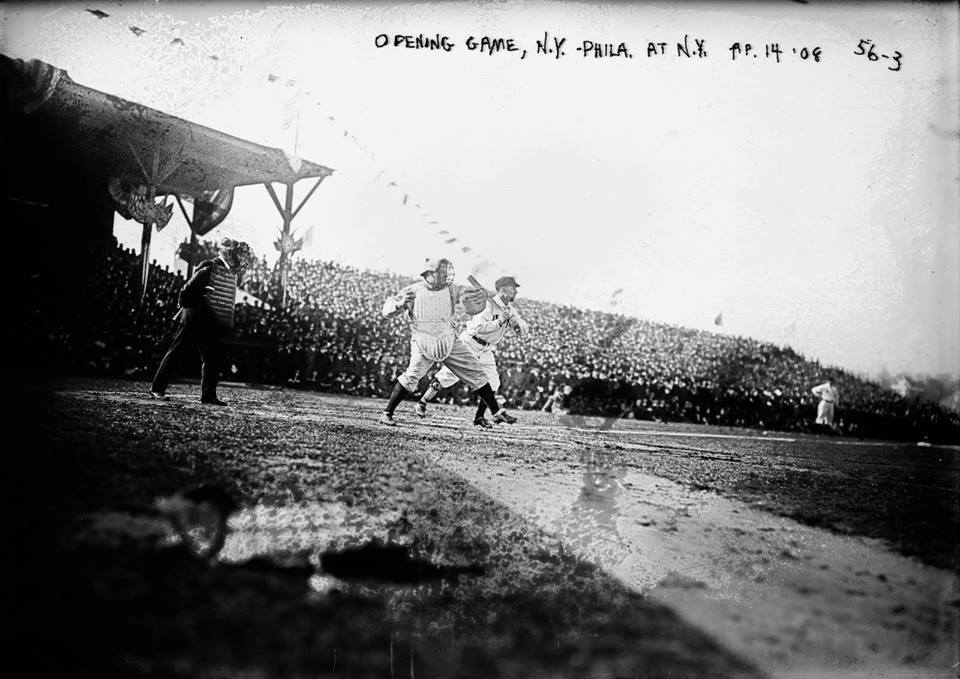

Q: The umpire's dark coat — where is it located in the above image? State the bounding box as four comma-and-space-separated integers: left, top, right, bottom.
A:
151, 257, 233, 402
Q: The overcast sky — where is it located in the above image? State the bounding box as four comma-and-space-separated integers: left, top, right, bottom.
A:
4, 1, 959, 378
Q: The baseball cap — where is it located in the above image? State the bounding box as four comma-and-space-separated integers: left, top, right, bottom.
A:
495, 276, 520, 289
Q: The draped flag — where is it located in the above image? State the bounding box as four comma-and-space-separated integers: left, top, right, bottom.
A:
191, 187, 235, 236
301, 225, 314, 248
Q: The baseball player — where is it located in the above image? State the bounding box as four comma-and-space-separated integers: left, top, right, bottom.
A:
415, 276, 528, 428
811, 378, 840, 432
379, 258, 518, 427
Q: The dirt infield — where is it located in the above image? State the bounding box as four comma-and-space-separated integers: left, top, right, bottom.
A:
6, 379, 958, 678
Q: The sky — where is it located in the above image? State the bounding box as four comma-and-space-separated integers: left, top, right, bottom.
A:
3, 0, 959, 379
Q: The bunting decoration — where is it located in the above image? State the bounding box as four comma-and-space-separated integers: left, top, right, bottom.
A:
190, 187, 235, 236
108, 178, 174, 230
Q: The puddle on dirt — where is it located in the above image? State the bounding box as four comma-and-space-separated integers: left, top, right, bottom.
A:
76, 500, 483, 591
220, 501, 404, 562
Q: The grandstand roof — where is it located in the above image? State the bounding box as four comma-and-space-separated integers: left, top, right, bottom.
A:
1, 55, 333, 195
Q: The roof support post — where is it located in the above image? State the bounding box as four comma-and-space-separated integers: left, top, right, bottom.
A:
279, 182, 294, 306
174, 195, 198, 280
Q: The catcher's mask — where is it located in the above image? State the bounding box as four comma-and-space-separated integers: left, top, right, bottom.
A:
421, 258, 455, 288
220, 239, 254, 272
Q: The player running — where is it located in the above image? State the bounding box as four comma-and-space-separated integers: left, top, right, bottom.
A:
379, 258, 518, 427
415, 275, 528, 428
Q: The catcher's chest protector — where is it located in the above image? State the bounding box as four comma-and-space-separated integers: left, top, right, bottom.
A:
205, 268, 238, 329
411, 285, 456, 323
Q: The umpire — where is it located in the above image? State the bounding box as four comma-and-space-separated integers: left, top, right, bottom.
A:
150, 238, 253, 405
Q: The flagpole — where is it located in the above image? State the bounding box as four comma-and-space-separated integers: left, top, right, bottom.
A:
294, 81, 302, 155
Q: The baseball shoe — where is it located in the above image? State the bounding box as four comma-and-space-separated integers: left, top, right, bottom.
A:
473, 417, 494, 429
149, 390, 168, 400
414, 401, 427, 418
492, 410, 517, 425
379, 412, 397, 427
201, 397, 228, 406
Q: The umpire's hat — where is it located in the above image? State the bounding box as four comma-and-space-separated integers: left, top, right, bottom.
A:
495, 276, 520, 290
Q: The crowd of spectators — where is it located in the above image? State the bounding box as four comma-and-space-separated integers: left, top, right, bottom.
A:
16, 240, 959, 443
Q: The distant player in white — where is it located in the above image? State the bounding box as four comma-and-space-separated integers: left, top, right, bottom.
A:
811, 378, 840, 431
379, 258, 517, 427
415, 276, 529, 428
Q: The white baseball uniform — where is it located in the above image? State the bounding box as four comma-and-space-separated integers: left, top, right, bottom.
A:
811, 382, 839, 425
382, 281, 490, 392
434, 294, 529, 393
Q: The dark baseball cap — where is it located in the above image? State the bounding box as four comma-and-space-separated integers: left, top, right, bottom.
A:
495, 276, 520, 289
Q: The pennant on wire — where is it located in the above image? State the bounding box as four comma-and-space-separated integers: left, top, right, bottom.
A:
439, 230, 449, 235
129, 26, 146, 37
714, 312, 724, 326
86, 9, 109, 19
461, 246, 471, 253
268, 74, 279, 82
170, 38, 185, 46
402, 194, 408, 205
445, 237, 457, 244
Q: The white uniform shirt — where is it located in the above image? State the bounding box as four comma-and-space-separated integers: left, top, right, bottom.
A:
464, 294, 528, 348
811, 382, 839, 404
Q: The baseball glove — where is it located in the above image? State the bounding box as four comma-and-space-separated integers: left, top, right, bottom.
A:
460, 287, 487, 315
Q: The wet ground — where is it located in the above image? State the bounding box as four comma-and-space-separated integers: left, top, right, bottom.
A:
6, 378, 959, 678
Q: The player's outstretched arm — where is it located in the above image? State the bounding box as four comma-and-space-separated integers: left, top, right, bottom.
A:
382, 285, 416, 319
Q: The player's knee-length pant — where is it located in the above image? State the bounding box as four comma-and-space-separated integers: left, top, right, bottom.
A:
816, 400, 835, 425
398, 335, 489, 392
435, 343, 499, 392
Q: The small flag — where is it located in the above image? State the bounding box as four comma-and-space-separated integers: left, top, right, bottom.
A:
461, 246, 471, 253
445, 237, 457, 244
402, 194, 408, 205
268, 74, 279, 82
170, 38, 185, 46
209, 54, 219, 61
439, 230, 449, 235
129, 26, 146, 37
714, 312, 723, 326
86, 9, 109, 19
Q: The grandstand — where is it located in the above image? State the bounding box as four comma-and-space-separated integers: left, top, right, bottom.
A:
13, 240, 959, 444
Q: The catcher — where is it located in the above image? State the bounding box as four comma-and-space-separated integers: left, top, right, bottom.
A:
415, 275, 528, 428
379, 258, 518, 427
